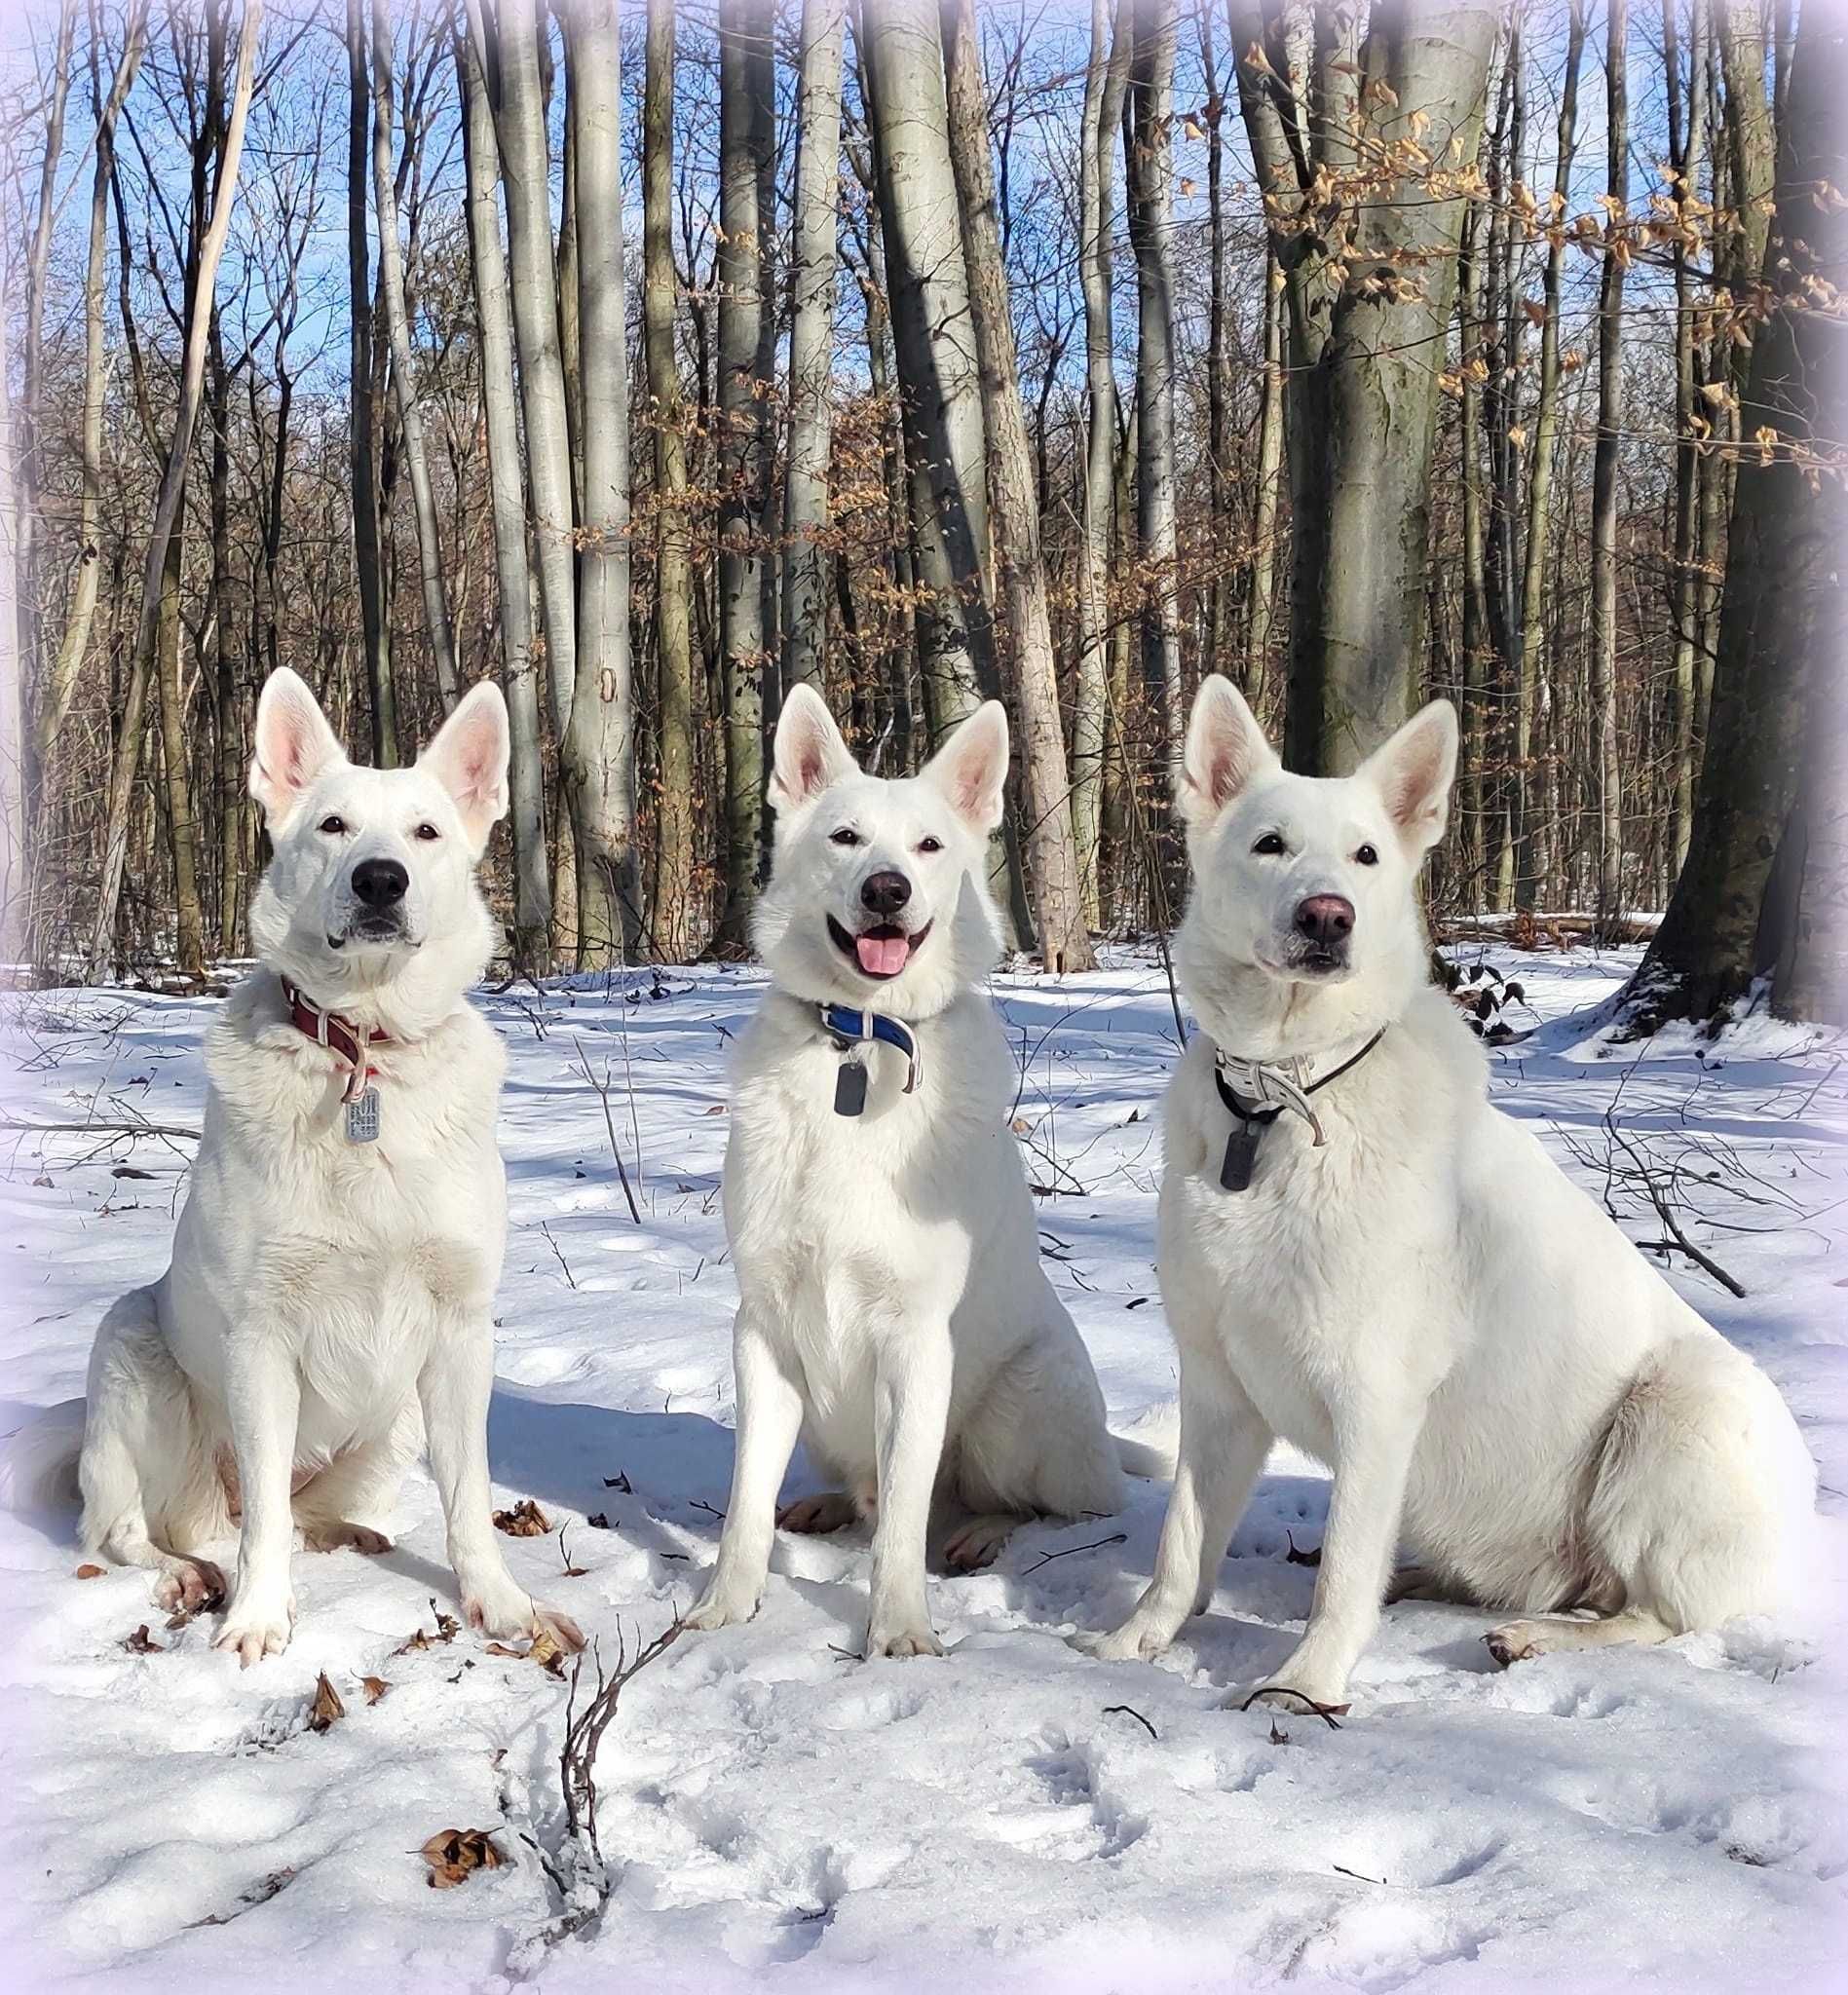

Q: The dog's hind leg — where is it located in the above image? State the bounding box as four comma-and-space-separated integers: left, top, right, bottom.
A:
80, 1289, 228, 1612
293, 1405, 419, 1554
1488, 1336, 1813, 1668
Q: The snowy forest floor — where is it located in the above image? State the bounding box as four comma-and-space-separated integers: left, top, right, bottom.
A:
2, 943, 1844, 1993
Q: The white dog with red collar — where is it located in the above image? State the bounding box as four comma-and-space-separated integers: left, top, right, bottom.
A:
9, 668, 580, 1666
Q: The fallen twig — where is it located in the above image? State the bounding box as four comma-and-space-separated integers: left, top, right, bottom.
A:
1023, 1531, 1127, 1572
572, 1035, 642, 1225
1103, 1703, 1158, 1741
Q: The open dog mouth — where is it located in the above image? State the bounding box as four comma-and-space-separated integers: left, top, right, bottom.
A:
1287, 945, 1349, 978
827, 915, 932, 980
326, 920, 418, 951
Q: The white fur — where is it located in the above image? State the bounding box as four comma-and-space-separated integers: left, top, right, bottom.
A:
1085, 676, 1815, 1709
10, 669, 579, 1666
688, 689, 1130, 1657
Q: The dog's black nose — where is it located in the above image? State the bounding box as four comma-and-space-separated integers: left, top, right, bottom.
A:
1294, 893, 1354, 945
860, 869, 912, 918
352, 857, 410, 909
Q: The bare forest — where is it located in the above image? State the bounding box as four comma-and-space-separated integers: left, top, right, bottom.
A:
1, 0, 1842, 1029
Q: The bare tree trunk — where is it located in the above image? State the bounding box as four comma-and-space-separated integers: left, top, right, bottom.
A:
1125, 0, 1182, 778
1589, 0, 1628, 937
1622, 0, 1846, 1028
91, 0, 262, 977
715, 0, 775, 952
14, 0, 75, 733
860, 0, 1032, 947
346, 0, 394, 766
1512, 0, 1583, 910
371, 0, 457, 707
1717, 0, 1774, 394
1229, 0, 1496, 774
1199, 0, 1231, 675
942, 0, 1093, 971
1073, 0, 1128, 927
781, 0, 847, 694
563, 0, 642, 967
645, 0, 698, 960
1246, 251, 1284, 711
1666, 0, 1708, 876
459, 13, 549, 971
33, 8, 145, 803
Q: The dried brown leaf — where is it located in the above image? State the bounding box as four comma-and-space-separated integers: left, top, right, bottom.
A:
493, 1498, 551, 1538
308, 1673, 346, 1732
75, 1563, 104, 1579
361, 1675, 391, 1705
123, 1624, 162, 1654
419, 1827, 506, 1890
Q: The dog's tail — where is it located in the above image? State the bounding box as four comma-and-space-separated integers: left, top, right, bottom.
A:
0, 1399, 85, 1512
1113, 1402, 1179, 1481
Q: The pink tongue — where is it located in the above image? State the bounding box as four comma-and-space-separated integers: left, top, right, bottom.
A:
855, 930, 910, 977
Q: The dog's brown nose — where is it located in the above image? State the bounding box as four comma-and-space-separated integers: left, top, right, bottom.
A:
1294, 894, 1355, 945
861, 869, 912, 918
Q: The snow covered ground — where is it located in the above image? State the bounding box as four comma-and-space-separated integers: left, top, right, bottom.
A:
2, 943, 1844, 1993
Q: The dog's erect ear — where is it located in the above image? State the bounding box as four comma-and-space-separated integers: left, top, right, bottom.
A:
249, 667, 346, 829
418, 680, 510, 854
1363, 698, 1458, 850
921, 700, 1009, 833
770, 683, 857, 812
1180, 675, 1276, 824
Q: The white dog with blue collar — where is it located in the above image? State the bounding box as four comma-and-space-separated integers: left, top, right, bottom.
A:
687, 688, 1159, 1658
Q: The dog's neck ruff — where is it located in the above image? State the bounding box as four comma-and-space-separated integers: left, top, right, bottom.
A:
1210, 1026, 1387, 1191
817, 1001, 923, 1115
281, 977, 393, 1107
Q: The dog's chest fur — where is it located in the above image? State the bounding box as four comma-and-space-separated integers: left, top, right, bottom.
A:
166, 978, 507, 1431
723, 992, 1024, 1449
1158, 1004, 1467, 1458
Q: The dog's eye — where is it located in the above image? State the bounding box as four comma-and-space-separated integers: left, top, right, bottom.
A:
318, 815, 347, 836
917, 836, 943, 854
414, 822, 440, 842
1252, 831, 1286, 856
829, 827, 861, 847
1355, 843, 1379, 867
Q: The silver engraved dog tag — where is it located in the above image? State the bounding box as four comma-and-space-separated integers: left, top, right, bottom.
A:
346, 1085, 382, 1145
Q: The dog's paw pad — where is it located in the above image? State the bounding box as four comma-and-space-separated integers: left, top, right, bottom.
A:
155, 1559, 227, 1613
1484, 1625, 1541, 1668
776, 1493, 858, 1535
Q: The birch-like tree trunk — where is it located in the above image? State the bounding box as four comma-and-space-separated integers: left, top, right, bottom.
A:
1511, 0, 1583, 909
563, 0, 641, 966
32, 6, 145, 805
1589, 0, 1628, 935
346, 0, 394, 766
942, 0, 1092, 972
1246, 251, 1284, 709
1125, 0, 1182, 776
1073, 0, 1128, 926
781, 0, 847, 694
458, 13, 549, 970
1666, 0, 1708, 875
645, 0, 698, 960
860, 0, 1033, 948
90, 0, 261, 977
371, 0, 457, 707
715, 0, 776, 951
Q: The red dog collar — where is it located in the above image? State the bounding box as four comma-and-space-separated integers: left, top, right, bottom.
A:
281, 978, 392, 1104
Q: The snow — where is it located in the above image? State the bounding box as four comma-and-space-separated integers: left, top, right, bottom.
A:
2, 944, 1845, 1993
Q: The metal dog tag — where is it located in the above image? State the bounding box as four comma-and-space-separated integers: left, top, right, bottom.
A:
1220, 1117, 1263, 1192
833, 1058, 868, 1118
346, 1085, 382, 1145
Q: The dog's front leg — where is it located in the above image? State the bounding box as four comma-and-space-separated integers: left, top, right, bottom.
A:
419, 1322, 583, 1652
1246, 1393, 1422, 1713
686, 1311, 806, 1631
215, 1336, 302, 1667
1083, 1336, 1270, 1662
865, 1322, 954, 1659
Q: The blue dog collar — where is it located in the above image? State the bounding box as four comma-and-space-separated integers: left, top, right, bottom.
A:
818, 1002, 924, 1105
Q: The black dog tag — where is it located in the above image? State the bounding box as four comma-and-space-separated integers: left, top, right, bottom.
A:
1220, 1116, 1263, 1192
834, 1059, 868, 1117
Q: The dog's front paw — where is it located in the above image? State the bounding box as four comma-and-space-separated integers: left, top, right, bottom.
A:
1075, 1614, 1174, 1663
462, 1576, 582, 1652
683, 1581, 760, 1634
213, 1588, 296, 1668
1484, 1620, 1550, 1668
865, 1621, 945, 1659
